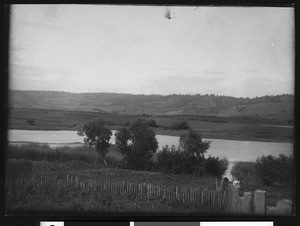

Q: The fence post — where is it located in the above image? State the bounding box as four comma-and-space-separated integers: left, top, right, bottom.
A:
254, 190, 266, 215
225, 181, 241, 214
241, 192, 252, 214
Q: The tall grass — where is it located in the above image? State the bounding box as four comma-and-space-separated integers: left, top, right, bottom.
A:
7, 143, 123, 166
6, 174, 224, 214
6, 159, 33, 179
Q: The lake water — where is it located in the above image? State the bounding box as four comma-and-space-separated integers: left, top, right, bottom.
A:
8, 129, 293, 162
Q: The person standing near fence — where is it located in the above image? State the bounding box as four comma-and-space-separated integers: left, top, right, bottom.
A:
222, 177, 229, 191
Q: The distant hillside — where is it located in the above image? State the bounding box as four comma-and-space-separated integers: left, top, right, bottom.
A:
9, 90, 294, 119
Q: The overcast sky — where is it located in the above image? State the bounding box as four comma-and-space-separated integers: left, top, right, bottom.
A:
9, 5, 294, 97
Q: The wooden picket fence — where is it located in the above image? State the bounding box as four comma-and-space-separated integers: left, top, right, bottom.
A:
9, 174, 274, 215
10, 174, 227, 212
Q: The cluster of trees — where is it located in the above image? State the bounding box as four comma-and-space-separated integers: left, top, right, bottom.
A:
115, 120, 158, 170
255, 154, 293, 186
231, 154, 293, 187
78, 118, 227, 177
171, 121, 190, 130
156, 131, 227, 177
124, 119, 158, 128
78, 119, 158, 169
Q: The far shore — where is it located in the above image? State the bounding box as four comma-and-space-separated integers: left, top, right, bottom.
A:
8, 126, 294, 144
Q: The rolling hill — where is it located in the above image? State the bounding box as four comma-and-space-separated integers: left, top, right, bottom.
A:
9, 90, 294, 120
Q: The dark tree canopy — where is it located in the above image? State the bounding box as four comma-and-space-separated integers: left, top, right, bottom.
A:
115, 119, 158, 170
147, 119, 158, 127
179, 129, 211, 160
171, 121, 190, 130
77, 119, 112, 165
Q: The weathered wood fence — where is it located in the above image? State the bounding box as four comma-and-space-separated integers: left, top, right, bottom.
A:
10, 174, 227, 212
9, 174, 285, 215
221, 181, 266, 215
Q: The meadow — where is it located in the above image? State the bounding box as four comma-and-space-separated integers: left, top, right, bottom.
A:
8, 108, 293, 143
6, 144, 220, 215
6, 143, 293, 215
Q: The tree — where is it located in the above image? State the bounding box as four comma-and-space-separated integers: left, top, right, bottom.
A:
178, 130, 211, 176
77, 119, 112, 166
179, 130, 211, 160
115, 119, 158, 170
115, 127, 131, 166
205, 155, 228, 177
255, 154, 293, 186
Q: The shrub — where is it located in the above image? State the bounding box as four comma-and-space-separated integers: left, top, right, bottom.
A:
147, 119, 158, 128
171, 121, 190, 130
156, 145, 184, 174
156, 145, 206, 176
27, 119, 35, 125
255, 154, 293, 186
205, 156, 228, 177
6, 159, 32, 179
231, 161, 256, 181
7, 144, 101, 164
156, 130, 211, 176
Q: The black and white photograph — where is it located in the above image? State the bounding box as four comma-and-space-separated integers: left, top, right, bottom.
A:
5, 4, 294, 216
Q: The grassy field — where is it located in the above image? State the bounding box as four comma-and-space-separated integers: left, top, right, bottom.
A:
8, 108, 294, 142
6, 144, 219, 215
5, 144, 294, 215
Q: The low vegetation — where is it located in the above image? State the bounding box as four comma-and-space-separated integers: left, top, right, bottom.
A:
232, 155, 293, 187
255, 154, 293, 186
6, 159, 33, 179
205, 156, 228, 178
231, 161, 256, 182
7, 143, 123, 167
171, 121, 190, 130
231, 156, 294, 206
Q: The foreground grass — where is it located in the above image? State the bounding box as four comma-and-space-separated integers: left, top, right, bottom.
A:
6, 144, 218, 215
6, 144, 294, 214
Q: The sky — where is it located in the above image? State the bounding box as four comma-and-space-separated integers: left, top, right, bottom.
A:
9, 5, 294, 97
